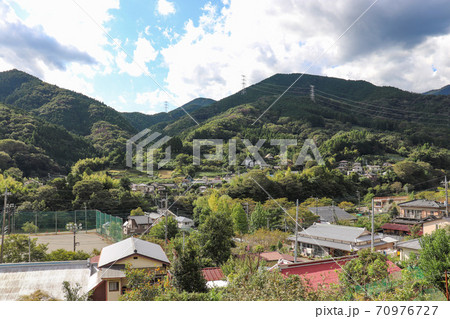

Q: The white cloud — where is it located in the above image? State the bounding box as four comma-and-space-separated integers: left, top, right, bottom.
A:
135, 89, 168, 112
160, 0, 450, 104
156, 0, 176, 16
115, 37, 158, 77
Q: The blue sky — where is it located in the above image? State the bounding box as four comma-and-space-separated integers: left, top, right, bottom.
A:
1, 0, 450, 115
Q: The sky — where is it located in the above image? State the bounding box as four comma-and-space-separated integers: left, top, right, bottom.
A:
1, 0, 450, 115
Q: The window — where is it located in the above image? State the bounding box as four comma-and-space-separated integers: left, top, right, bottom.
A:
133, 256, 138, 259
109, 281, 119, 292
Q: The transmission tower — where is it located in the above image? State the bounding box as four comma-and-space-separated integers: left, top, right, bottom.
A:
310, 85, 315, 102
241, 75, 246, 95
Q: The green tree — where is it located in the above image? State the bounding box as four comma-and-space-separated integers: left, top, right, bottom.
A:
62, 281, 90, 301
250, 202, 269, 231
339, 249, 389, 298
231, 203, 248, 235
46, 249, 90, 261
172, 239, 207, 293
120, 265, 173, 301
130, 207, 145, 216
17, 290, 58, 301
22, 222, 39, 262
149, 216, 178, 240
418, 228, 450, 297
0, 234, 47, 263
199, 211, 234, 266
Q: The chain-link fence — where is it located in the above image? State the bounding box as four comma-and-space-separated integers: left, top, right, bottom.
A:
96, 210, 123, 242
1, 210, 98, 234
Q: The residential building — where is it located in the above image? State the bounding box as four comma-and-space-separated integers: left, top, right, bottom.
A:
398, 199, 446, 219
381, 199, 446, 236
90, 238, 170, 301
288, 223, 396, 258
422, 217, 450, 235
308, 206, 357, 224
259, 251, 296, 266
202, 267, 227, 288
373, 196, 409, 214
175, 216, 195, 229
131, 183, 154, 194
396, 239, 421, 261
122, 215, 153, 235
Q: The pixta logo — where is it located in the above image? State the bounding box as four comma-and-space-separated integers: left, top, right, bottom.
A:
126, 129, 172, 176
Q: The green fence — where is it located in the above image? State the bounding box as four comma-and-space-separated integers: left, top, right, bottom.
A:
1, 210, 98, 234
96, 210, 123, 242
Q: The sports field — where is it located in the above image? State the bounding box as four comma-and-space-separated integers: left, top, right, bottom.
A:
30, 231, 112, 253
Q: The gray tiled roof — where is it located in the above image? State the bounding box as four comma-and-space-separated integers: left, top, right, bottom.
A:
98, 238, 170, 268
309, 206, 357, 223
298, 223, 368, 242
398, 199, 445, 208
396, 238, 421, 250
129, 216, 153, 225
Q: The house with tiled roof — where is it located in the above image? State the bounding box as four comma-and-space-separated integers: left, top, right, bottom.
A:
90, 238, 170, 301
308, 206, 357, 224
381, 199, 446, 236
288, 223, 396, 258
202, 267, 227, 288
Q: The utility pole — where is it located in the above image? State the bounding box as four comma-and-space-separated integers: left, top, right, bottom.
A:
356, 191, 361, 214
371, 197, 375, 252
84, 202, 88, 233
0, 187, 11, 264
443, 176, 448, 217
294, 199, 299, 263
164, 193, 168, 245
245, 202, 249, 232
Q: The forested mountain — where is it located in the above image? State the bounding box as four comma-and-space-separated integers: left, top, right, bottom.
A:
1, 69, 449, 178
0, 69, 136, 136
152, 73, 450, 150
122, 97, 215, 131
424, 84, 450, 96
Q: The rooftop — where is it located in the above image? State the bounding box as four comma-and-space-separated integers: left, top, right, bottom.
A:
298, 223, 369, 243
0, 261, 91, 301
202, 267, 225, 282
398, 199, 445, 209
396, 238, 421, 251
309, 206, 357, 223
98, 237, 170, 268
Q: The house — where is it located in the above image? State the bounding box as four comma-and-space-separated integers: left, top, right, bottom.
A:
278, 255, 401, 290
308, 206, 357, 224
351, 162, 363, 174
422, 217, 450, 235
0, 238, 170, 301
122, 215, 153, 235
288, 223, 396, 258
381, 199, 446, 236
373, 196, 409, 214
90, 238, 170, 301
258, 251, 297, 266
175, 216, 195, 229
131, 183, 154, 194
202, 267, 227, 288
396, 239, 421, 261
337, 160, 350, 173
398, 199, 446, 219
365, 165, 381, 173
0, 260, 92, 300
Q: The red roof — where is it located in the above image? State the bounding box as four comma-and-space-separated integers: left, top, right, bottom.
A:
259, 251, 296, 262
280, 256, 401, 289
202, 267, 225, 282
382, 223, 411, 232
90, 255, 100, 263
